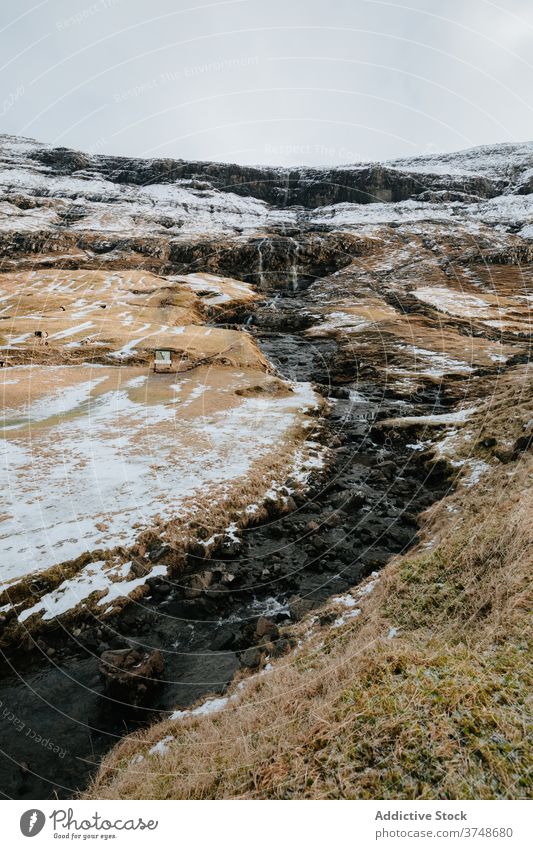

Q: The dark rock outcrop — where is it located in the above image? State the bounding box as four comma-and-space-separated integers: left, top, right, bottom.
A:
61, 155, 505, 207
99, 648, 165, 705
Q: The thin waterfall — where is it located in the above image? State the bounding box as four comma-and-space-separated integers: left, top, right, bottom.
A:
290, 237, 300, 292
257, 238, 266, 289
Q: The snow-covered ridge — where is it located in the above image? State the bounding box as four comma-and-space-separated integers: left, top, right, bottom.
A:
384, 141, 533, 181
0, 135, 532, 240
0, 135, 289, 237
2, 134, 531, 182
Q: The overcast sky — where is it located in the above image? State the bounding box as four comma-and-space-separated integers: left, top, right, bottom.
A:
1, 0, 532, 166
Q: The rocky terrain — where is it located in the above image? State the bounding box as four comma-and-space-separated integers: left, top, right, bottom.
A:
0, 135, 531, 799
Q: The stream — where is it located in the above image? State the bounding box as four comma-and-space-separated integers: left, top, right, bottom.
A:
0, 286, 450, 800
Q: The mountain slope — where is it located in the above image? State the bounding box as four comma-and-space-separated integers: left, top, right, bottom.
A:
0, 135, 531, 800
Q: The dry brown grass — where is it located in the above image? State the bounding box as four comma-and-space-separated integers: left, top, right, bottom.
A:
0, 268, 270, 370
84, 450, 533, 800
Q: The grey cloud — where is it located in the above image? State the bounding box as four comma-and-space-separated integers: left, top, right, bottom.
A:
1, 0, 531, 165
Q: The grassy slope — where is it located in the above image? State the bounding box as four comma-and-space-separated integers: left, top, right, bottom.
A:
86, 447, 532, 800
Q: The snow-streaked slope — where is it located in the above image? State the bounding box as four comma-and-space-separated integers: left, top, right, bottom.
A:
385, 141, 533, 181
310, 193, 533, 235
1, 135, 532, 239
0, 135, 293, 236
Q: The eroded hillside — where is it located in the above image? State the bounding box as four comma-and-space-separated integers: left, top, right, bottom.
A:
0, 135, 531, 800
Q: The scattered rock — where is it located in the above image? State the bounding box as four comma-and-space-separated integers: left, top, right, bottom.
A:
130, 559, 150, 578
239, 647, 262, 669
511, 432, 533, 458
477, 436, 496, 449
494, 447, 513, 464
218, 536, 242, 557
99, 648, 165, 705
190, 571, 214, 591
148, 543, 171, 563
270, 637, 293, 657
254, 616, 279, 642
289, 595, 317, 620
221, 572, 236, 585
332, 489, 366, 510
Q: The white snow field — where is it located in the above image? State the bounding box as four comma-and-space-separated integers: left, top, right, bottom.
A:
1, 364, 321, 589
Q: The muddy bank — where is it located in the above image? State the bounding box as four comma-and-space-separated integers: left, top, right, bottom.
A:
0, 289, 454, 800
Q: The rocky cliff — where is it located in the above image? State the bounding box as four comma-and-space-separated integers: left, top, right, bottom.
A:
1, 135, 532, 286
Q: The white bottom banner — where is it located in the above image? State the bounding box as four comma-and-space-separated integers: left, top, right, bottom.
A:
3, 799, 532, 848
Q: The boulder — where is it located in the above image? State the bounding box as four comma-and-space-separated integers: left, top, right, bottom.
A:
288, 595, 317, 620
254, 616, 279, 642
239, 646, 262, 669
99, 648, 164, 705
512, 432, 533, 459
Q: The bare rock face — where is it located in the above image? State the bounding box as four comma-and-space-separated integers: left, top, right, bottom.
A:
50, 149, 516, 206
99, 648, 165, 706
167, 229, 368, 289
1, 134, 532, 283
29, 146, 93, 174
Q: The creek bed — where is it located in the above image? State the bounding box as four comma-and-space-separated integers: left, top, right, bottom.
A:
0, 292, 449, 799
